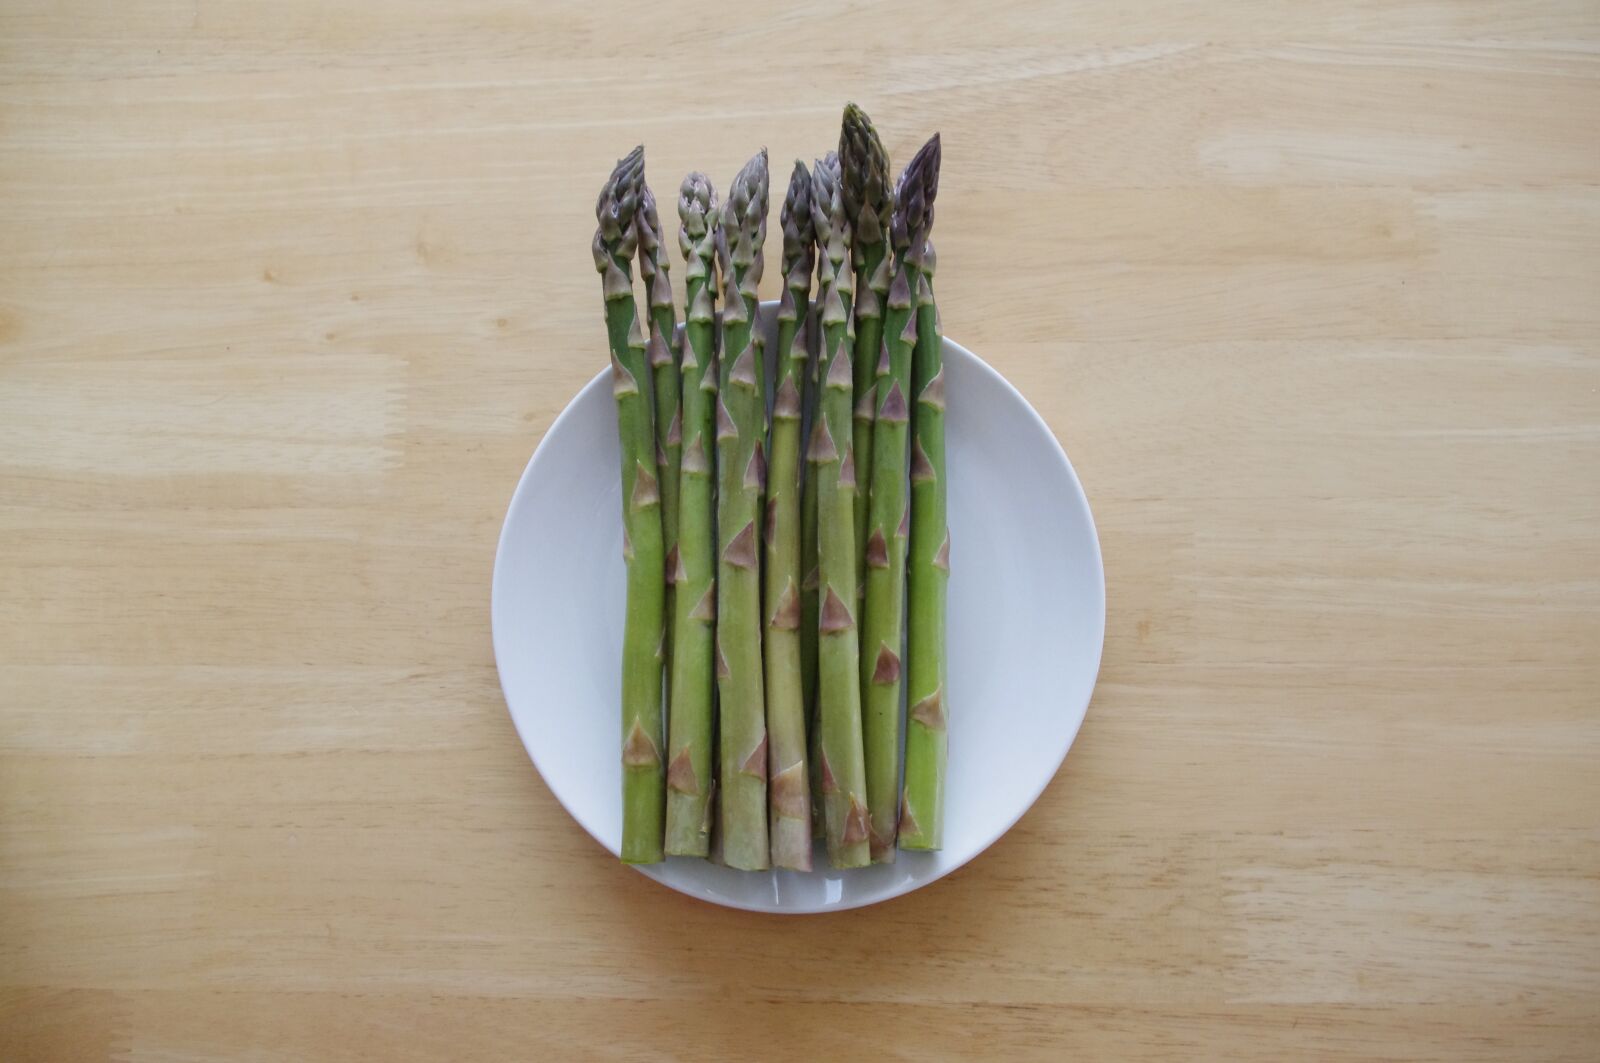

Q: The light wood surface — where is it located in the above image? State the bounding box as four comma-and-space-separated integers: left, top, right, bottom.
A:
3, 2, 1598, 1059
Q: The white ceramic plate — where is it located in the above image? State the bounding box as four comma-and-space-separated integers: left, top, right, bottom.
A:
492, 304, 1104, 913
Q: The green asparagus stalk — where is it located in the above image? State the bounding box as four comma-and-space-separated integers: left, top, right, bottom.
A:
901, 220, 947, 852
860, 134, 941, 862
714, 150, 771, 871
593, 146, 665, 864
664, 172, 719, 857
637, 186, 681, 691
839, 104, 893, 610
800, 250, 822, 840
762, 161, 817, 871
808, 152, 871, 867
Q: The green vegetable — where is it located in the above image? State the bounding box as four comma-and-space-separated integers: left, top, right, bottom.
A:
664, 172, 719, 857
808, 152, 871, 868
860, 134, 940, 862
762, 162, 818, 870
636, 185, 680, 694
900, 216, 948, 852
714, 150, 772, 871
839, 104, 893, 614
593, 147, 665, 865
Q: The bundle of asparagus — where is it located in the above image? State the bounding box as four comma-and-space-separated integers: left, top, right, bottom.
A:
589, 106, 949, 871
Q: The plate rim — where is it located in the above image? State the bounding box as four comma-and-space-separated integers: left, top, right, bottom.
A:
491, 327, 1105, 914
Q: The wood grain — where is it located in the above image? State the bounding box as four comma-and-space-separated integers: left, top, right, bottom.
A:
2, 2, 1597, 1059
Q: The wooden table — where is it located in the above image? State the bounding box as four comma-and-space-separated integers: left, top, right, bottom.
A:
4, 3, 1596, 1059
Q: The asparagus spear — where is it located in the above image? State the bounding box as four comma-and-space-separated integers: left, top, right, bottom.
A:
860, 134, 941, 862
839, 103, 893, 611
637, 186, 681, 691
808, 152, 871, 868
714, 150, 771, 871
901, 218, 947, 852
761, 162, 817, 870
799, 246, 822, 840
594, 147, 665, 864
664, 172, 719, 857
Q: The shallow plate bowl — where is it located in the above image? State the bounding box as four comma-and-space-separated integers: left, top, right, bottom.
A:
492, 305, 1104, 913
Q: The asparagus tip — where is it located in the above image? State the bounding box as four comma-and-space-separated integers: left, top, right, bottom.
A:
839, 104, 891, 235
595, 145, 646, 260
677, 171, 718, 240
891, 133, 942, 253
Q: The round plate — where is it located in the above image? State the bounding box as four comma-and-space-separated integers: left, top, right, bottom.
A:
492, 304, 1104, 913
